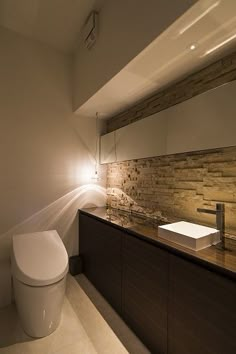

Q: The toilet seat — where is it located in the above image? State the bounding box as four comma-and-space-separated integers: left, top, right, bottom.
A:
12, 230, 68, 287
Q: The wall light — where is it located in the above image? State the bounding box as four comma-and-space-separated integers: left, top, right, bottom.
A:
91, 169, 100, 181
91, 112, 100, 182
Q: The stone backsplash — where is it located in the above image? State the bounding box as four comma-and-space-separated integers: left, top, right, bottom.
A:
107, 147, 236, 235
106, 51, 236, 236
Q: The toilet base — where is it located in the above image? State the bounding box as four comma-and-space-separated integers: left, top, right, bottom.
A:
13, 275, 67, 338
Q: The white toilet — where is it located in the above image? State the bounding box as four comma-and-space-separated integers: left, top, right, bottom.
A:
11, 230, 68, 338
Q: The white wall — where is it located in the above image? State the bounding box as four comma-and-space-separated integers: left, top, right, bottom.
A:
73, 0, 197, 111
0, 27, 106, 307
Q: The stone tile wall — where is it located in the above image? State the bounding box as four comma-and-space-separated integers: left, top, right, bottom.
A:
106, 51, 236, 235
107, 147, 236, 235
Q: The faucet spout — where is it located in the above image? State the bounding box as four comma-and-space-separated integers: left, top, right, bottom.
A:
197, 203, 225, 249
196, 208, 217, 215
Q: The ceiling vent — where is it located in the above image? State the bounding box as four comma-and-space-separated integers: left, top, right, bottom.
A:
83, 11, 98, 50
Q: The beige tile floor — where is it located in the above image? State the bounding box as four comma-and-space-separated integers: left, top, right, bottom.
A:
0, 275, 149, 354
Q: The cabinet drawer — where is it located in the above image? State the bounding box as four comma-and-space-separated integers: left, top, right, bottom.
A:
123, 234, 168, 354
79, 214, 123, 314
169, 255, 236, 354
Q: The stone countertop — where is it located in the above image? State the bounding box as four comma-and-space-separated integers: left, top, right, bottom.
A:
79, 207, 236, 281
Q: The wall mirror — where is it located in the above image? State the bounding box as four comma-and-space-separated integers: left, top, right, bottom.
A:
100, 80, 236, 164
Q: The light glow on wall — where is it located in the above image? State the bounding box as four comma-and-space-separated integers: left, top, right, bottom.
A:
80, 164, 101, 184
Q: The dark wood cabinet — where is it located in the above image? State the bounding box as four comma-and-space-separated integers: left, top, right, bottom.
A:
79, 213, 123, 314
123, 234, 168, 354
79, 211, 236, 354
168, 255, 236, 354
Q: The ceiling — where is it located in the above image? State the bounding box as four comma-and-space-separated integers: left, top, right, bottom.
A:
0, 0, 105, 52
77, 0, 236, 119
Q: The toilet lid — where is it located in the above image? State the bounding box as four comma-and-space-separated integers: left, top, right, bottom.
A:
12, 230, 68, 286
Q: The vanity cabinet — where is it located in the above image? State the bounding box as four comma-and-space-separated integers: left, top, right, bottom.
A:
123, 234, 168, 354
79, 210, 236, 354
168, 255, 236, 354
79, 213, 123, 314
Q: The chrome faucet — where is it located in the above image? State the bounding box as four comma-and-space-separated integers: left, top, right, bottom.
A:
197, 203, 225, 249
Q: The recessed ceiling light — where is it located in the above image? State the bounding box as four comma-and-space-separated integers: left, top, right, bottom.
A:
190, 44, 196, 50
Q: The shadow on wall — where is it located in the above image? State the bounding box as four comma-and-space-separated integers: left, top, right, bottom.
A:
0, 183, 106, 308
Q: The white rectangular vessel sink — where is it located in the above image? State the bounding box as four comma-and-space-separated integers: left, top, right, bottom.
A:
158, 221, 220, 251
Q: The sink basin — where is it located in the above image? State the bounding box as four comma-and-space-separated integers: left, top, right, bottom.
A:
158, 221, 220, 251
